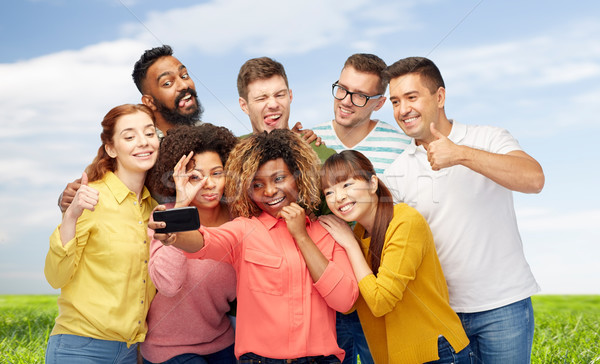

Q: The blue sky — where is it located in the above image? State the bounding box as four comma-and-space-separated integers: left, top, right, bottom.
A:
1, 0, 599, 294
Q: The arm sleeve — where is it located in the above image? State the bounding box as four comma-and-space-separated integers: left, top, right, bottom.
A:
148, 237, 188, 297
44, 210, 92, 289
183, 219, 244, 266
476, 125, 522, 155
358, 208, 431, 317
313, 238, 359, 313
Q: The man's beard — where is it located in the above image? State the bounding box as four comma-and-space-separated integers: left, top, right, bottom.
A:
155, 88, 204, 127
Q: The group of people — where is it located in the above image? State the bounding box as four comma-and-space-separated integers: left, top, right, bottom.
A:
45, 44, 544, 364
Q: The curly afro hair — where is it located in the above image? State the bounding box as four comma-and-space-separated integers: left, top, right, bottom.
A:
147, 123, 238, 200
224, 129, 321, 218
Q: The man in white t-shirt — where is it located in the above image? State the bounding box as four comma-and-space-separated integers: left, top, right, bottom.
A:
383, 56, 545, 363
313, 53, 410, 177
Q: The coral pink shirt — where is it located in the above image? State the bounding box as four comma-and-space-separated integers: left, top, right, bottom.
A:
185, 212, 358, 361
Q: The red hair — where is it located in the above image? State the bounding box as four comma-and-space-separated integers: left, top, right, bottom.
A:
85, 104, 155, 182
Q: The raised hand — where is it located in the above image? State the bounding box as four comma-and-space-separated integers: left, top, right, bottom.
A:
279, 202, 309, 240
172, 152, 207, 208
59, 177, 83, 213
318, 214, 359, 250
291, 121, 322, 146
67, 172, 99, 219
148, 205, 177, 246
59, 172, 99, 246
426, 123, 461, 170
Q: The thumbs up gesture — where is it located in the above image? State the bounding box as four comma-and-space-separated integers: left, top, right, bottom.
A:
66, 172, 100, 219
426, 123, 460, 171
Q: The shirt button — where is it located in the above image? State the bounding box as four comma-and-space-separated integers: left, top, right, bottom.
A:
141, 300, 144, 304
138, 321, 141, 324
143, 240, 147, 244
139, 221, 142, 224
143, 279, 146, 283
144, 260, 147, 264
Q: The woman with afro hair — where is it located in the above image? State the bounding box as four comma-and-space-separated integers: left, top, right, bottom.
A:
150, 129, 358, 363
141, 124, 239, 364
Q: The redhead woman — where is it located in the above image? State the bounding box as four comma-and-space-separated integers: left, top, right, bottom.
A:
45, 104, 159, 364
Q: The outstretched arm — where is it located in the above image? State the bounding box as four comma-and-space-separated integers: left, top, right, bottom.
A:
149, 205, 206, 253
426, 124, 544, 193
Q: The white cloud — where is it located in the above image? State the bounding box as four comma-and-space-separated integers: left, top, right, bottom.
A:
0, 39, 150, 138
122, 0, 416, 56
440, 20, 600, 93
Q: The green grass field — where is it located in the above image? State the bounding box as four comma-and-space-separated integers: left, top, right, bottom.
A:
1, 294, 598, 363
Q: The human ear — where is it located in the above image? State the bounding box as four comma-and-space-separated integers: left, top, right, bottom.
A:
142, 95, 157, 111
436, 87, 446, 108
239, 97, 249, 115
105, 144, 116, 159
370, 175, 378, 194
373, 96, 386, 111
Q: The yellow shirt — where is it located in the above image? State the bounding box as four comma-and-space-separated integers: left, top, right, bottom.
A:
45, 171, 157, 345
354, 204, 469, 364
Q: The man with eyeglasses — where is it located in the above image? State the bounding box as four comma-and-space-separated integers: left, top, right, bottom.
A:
313, 53, 410, 178
313, 54, 410, 364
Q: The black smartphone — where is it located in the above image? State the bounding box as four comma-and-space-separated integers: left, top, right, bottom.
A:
153, 206, 200, 233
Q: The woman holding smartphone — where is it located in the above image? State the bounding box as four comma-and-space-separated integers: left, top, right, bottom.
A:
141, 124, 239, 364
151, 130, 358, 363
319, 150, 472, 364
44, 104, 159, 364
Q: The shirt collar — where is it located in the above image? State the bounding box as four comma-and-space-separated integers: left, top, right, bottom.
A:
103, 171, 151, 204
446, 119, 466, 144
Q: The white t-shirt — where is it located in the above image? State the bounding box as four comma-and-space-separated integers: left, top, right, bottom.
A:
313, 119, 410, 176
383, 120, 539, 312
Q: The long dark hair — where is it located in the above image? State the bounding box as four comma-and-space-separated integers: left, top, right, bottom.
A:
322, 150, 394, 275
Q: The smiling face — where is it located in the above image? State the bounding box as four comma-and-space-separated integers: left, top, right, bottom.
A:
142, 55, 201, 128
388, 73, 445, 146
105, 111, 159, 178
324, 176, 378, 227
186, 151, 226, 210
239, 75, 292, 134
333, 66, 386, 129
249, 158, 299, 217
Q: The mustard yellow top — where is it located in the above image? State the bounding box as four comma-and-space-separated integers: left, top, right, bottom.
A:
354, 203, 469, 364
45, 171, 157, 345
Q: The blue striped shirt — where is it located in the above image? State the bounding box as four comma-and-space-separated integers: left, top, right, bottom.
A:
313, 120, 410, 176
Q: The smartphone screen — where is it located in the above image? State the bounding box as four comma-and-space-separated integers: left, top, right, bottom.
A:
153, 206, 200, 233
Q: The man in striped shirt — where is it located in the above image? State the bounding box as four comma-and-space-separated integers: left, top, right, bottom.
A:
313, 53, 410, 177
313, 53, 410, 364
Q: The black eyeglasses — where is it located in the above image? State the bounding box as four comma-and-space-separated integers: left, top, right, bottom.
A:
331, 81, 384, 107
